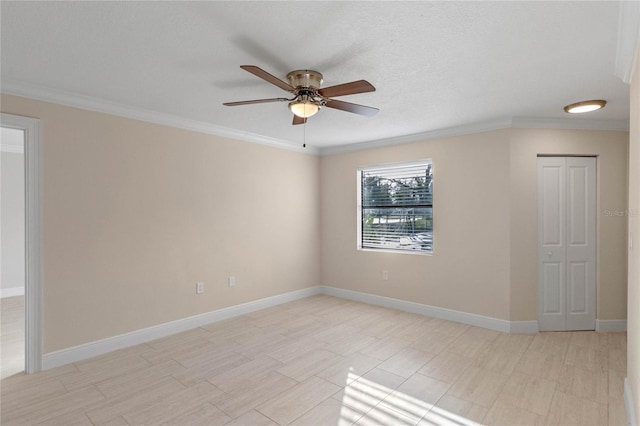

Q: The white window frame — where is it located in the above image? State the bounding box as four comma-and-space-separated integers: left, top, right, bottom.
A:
357, 159, 433, 255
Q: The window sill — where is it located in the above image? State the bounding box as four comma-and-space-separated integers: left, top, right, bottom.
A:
357, 247, 433, 256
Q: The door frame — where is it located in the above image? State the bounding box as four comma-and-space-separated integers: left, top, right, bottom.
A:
1, 113, 42, 373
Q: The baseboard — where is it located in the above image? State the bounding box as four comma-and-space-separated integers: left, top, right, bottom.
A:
625, 377, 638, 426
42, 286, 322, 370
595, 319, 628, 332
509, 320, 540, 334
41, 284, 630, 371
320, 285, 538, 334
50, 284, 624, 370
0, 286, 25, 298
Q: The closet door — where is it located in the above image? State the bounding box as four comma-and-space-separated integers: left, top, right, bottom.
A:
537, 156, 596, 331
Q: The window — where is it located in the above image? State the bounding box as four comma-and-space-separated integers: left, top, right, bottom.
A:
358, 160, 433, 253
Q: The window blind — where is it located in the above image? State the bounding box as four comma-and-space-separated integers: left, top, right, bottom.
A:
360, 161, 433, 253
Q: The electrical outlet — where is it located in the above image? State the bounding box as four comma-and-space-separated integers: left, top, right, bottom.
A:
196, 282, 205, 294
228, 276, 236, 287
382, 270, 389, 281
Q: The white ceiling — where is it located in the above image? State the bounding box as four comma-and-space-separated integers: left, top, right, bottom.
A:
1, 1, 636, 153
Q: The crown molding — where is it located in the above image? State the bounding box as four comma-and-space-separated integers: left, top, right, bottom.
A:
319, 118, 514, 156
2, 80, 629, 158
318, 116, 629, 156
1, 80, 320, 155
614, 0, 640, 84
511, 116, 630, 131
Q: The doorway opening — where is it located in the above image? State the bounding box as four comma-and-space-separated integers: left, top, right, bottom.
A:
1, 126, 25, 378
1, 113, 42, 375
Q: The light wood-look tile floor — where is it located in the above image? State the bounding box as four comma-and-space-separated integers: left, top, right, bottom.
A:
0, 295, 628, 425
1, 296, 25, 380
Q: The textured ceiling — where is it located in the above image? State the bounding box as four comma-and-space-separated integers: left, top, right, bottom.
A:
0, 1, 633, 152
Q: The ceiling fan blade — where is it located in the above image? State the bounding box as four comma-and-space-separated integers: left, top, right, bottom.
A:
324, 99, 379, 117
318, 80, 375, 98
223, 98, 289, 106
240, 65, 295, 92
292, 115, 307, 125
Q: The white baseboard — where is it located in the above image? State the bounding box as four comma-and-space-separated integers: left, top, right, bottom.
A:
0, 286, 25, 298
509, 320, 540, 334
320, 285, 539, 334
595, 319, 628, 332
625, 377, 637, 426
43, 284, 629, 371
42, 286, 322, 370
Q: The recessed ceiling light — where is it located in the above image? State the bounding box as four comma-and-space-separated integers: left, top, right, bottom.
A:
563, 100, 607, 114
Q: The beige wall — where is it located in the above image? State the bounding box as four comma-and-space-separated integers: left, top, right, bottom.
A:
1, 94, 321, 353
322, 130, 513, 320
1, 91, 631, 359
627, 45, 640, 426
321, 128, 628, 323
509, 129, 629, 321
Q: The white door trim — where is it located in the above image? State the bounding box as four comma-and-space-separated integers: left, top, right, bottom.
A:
1, 113, 42, 373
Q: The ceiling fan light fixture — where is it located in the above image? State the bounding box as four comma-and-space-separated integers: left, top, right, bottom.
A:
289, 100, 319, 118
563, 100, 607, 114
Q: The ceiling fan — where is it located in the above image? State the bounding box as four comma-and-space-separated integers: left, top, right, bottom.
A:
223, 65, 379, 125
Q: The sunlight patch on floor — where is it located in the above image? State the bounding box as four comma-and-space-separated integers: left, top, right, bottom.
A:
339, 371, 479, 426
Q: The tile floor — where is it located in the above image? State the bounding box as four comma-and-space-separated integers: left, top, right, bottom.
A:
1, 295, 25, 379
0, 295, 629, 425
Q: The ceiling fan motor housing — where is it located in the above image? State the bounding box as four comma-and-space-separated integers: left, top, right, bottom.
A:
286, 70, 323, 90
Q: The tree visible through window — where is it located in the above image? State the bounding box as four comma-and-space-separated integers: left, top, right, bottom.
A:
358, 161, 433, 253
